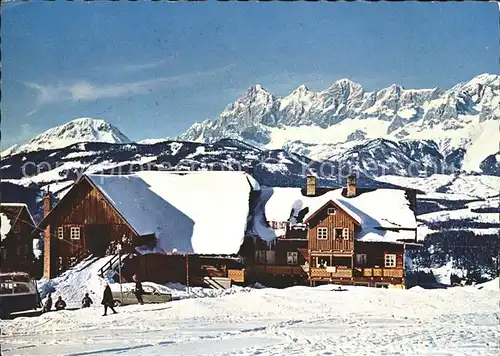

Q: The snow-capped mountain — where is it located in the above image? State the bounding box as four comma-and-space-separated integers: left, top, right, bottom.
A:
2, 118, 131, 156
180, 73, 499, 174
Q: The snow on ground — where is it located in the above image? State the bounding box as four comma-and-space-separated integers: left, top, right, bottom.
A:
110, 281, 258, 301
37, 256, 115, 309
376, 174, 456, 194
376, 174, 500, 199
37, 256, 260, 310
418, 207, 499, 225
1, 280, 498, 356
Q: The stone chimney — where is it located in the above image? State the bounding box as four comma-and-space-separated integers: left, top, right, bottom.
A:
346, 174, 357, 198
306, 175, 316, 196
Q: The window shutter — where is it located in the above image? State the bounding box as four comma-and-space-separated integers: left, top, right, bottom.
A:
342, 228, 349, 239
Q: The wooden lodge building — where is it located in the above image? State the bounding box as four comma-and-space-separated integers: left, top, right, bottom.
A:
37, 171, 259, 285
37, 170, 419, 289
247, 175, 419, 289
0, 203, 40, 277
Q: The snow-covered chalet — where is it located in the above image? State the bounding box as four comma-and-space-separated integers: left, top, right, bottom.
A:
38, 171, 260, 286
247, 175, 419, 289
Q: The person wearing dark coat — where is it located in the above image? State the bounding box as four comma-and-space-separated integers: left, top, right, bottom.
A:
82, 293, 93, 308
42, 294, 53, 313
132, 274, 144, 305
101, 283, 117, 316
54, 296, 66, 311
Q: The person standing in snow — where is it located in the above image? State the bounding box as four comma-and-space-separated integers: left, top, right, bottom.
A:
54, 296, 66, 311
132, 274, 144, 305
42, 294, 53, 313
81, 293, 93, 308
101, 283, 117, 316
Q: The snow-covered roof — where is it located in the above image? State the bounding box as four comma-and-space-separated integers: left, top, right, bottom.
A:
1, 213, 12, 241
0, 203, 35, 232
1, 203, 29, 208
87, 171, 260, 255
251, 187, 417, 243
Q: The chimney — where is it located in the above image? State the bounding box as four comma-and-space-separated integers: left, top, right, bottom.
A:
347, 174, 357, 198
43, 187, 52, 217
306, 175, 316, 196
43, 187, 53, 279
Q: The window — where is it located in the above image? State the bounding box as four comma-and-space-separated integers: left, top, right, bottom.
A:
57, 257, 63, 272
334, 228, 343, 239
287, 252, 298, 265
69, 257, 77, 268
327, 208, 336, 215
255, 250, 275, 264
316, 256, 330, 268
384, 254, 396, 268
70, 227, 81, 240
355, 254, 367, 267
255, 250, 266, 264
57, 227, 64, 239
317, 227, 328, 239
342, 228, 349, 240
12, 224, 21, 234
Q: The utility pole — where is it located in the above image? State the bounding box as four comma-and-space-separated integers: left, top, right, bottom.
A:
117, 241, 123, 304
185, 255, 190, 296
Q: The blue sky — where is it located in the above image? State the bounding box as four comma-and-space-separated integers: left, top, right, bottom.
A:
2, 1, 498, 147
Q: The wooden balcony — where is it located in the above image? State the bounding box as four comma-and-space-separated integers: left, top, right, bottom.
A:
309, 267, 353, 279
253, 265, 306, 276
228, 269, 245, 283
362, 268, 403, 278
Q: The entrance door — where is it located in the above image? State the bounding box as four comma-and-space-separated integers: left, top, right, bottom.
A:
86, 224, 111, 257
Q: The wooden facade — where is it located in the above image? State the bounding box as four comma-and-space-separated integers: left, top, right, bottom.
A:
0, 204, 40, 277
305, 200, 406, 288
248, 237, 309, 287
121, 254, 246, 286
40, 177, 141, 279
252, 194, 414, 289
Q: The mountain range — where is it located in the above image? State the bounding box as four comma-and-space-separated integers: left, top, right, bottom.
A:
1, 73, 499, 182
179, 73, 499, 175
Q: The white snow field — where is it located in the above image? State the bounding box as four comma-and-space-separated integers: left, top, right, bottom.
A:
2, 278, 499, 356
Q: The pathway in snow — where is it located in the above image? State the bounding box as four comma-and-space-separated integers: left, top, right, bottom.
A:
1, 280, 499, 356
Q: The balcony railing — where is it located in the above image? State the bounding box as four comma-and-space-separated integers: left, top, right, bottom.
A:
362, 268, 403, 278
227, 269, 245, 283
253, 265, 306, 276
310, 267, 353, 279
310, 267, 403, 279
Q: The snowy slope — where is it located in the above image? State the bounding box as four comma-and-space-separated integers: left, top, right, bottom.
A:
180, 73, 500, 174
2, 118, 131, 156
2, 280, 498, 355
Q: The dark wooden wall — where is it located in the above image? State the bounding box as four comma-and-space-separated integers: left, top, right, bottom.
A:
125, 254, 244, 285
0, 206, 38, 276
355, 241, 404, 268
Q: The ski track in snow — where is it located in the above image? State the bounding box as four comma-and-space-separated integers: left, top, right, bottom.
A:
2, 281, 499, 356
